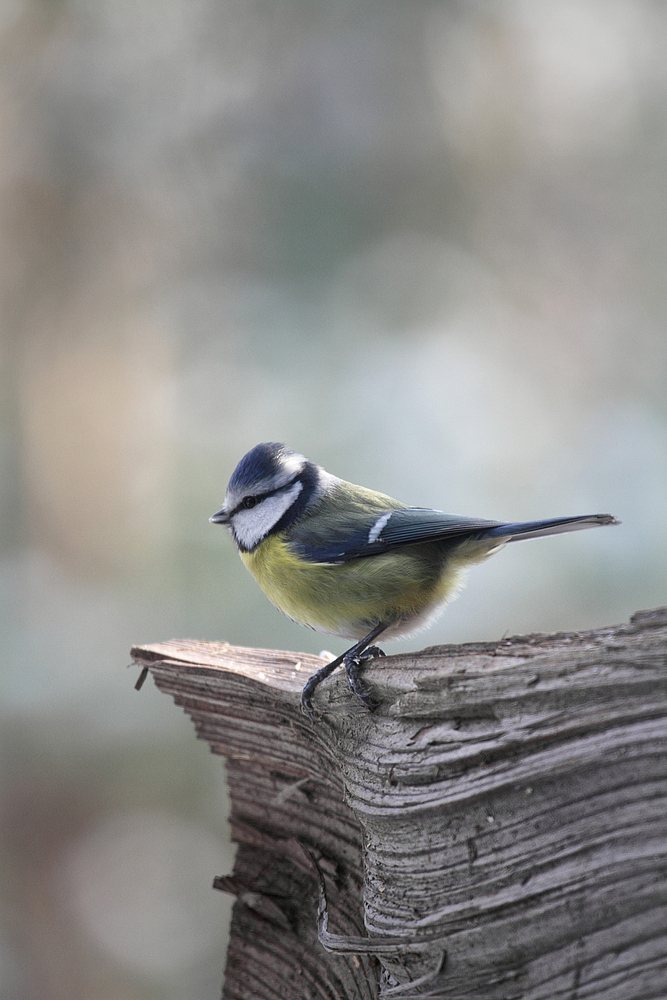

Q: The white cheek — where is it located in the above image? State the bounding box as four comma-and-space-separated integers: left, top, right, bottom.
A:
231, 481, 303, 549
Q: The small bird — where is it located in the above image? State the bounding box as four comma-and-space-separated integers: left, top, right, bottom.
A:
210, 443, 619, 717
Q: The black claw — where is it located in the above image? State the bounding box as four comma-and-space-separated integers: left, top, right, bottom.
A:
300, 688, 315, 720
363, 645, 385, 660
344, 653, 380, 710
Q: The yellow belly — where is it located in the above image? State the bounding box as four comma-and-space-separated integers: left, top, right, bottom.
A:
240, 533, 500, 641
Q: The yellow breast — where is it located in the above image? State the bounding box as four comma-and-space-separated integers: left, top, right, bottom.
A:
240, 533, 489, 641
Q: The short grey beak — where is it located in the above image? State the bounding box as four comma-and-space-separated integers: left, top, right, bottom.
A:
209, 508, 229, 525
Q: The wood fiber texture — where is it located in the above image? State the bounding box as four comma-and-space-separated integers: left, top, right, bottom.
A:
131, 607, 667, 1000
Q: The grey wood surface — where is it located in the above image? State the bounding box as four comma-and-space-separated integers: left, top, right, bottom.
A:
131, 607, 667, 999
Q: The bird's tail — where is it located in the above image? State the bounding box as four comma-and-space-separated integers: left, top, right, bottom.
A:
484, 513, 620, 543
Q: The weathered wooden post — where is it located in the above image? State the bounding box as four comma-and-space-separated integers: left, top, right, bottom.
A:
131, 607, 667, 999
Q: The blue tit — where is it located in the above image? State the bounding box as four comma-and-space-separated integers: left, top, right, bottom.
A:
210, 443, 619, 717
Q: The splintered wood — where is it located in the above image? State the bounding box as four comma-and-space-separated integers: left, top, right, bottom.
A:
131, 608, 667, 1000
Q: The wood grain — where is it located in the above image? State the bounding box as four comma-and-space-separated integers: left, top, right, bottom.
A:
131, 608, 667, 999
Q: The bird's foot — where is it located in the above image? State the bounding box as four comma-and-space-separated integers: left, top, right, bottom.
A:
363, 645, 385, 660
300, 684, 316, 721
344, 648, 383, 711
300, 624, 387, 718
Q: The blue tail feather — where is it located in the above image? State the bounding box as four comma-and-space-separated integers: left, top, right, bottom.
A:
484, 514, 619, 542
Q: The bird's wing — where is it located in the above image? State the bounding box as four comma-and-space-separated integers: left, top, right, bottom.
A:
292, 508, 502, 564
292, 510, 619, 564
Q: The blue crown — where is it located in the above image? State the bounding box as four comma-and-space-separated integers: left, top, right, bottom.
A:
228, 442, 299, 491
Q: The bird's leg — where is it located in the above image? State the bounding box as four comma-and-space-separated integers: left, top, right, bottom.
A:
300, 622, 387, 718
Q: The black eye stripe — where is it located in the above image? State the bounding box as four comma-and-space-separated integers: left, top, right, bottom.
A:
230, 475, 301, 517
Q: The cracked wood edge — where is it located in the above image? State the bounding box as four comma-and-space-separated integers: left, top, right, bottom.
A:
131, 607, 667, 1000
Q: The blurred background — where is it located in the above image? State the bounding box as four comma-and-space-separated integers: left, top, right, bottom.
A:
1, 0, 666, 996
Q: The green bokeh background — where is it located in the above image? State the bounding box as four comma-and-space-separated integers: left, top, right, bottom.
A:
1, 2, 666, 997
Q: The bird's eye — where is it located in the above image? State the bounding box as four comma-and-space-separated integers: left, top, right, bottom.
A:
242, 496, 257, 509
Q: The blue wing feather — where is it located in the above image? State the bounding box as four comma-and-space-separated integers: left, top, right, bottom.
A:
293, 508, 500, 563
292, 509, 618, 564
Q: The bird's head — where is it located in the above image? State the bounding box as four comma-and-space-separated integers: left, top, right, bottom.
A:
210, 442, 318, 551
